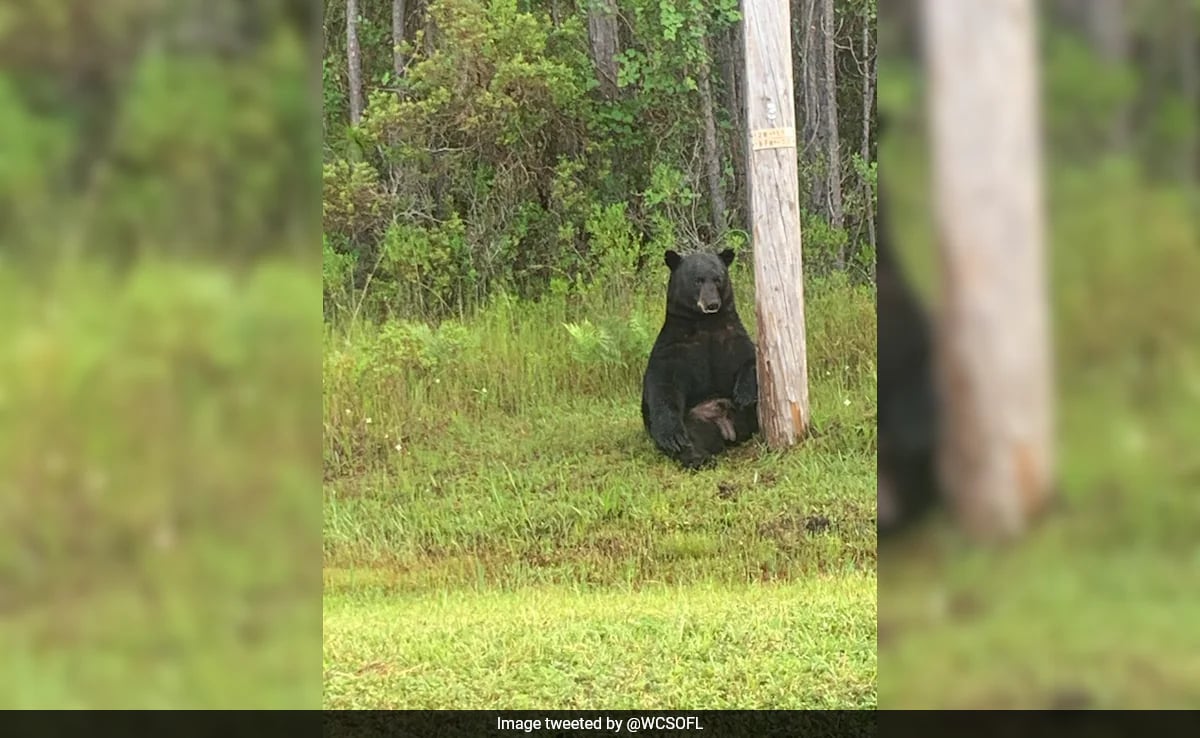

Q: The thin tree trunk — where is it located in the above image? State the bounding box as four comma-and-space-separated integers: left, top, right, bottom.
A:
587, 0, 620, 99
721, 20, 747, 230
800, 0, 818, 149
861, 11, 876, 263
346, 0, 363, 125
1179, 0, 1198, 185
393, 0, 406, 81
799, 0, 823, 214
1180, 0, 1200, 236
699, 38, 727, 239
923, 0, 1054, 541
423, 0, 437, 57
1090, 0, 1131, 149
820, 0, 845, 264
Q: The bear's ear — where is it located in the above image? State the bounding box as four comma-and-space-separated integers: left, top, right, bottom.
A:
665, 250, 683, 271
718, 249, 736, 267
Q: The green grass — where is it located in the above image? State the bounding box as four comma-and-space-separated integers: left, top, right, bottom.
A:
879, 163, 1200, 708
325, 395, 876, 589
324, 576, 876, 709
323, 271, 878, 707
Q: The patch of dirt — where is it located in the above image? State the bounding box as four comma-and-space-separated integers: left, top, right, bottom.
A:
756, 471, 778, 487
716, 481, 739, 500
947, 591, 986, 622
804, 514, 831, 534
877, 618, 898, 649
1046, 686, 1095, 710
521, 549, 552, 567
354, 661, 395, 677
757, 511, 834, 541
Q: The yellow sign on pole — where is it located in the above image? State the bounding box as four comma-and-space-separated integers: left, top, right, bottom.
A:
751, 126, 797, 151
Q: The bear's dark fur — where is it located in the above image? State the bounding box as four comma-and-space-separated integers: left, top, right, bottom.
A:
641, 249, 758, 469
877, 193, 940, 535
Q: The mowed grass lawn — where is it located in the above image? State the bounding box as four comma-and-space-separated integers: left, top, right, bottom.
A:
325, 577, 875, 709
323, 273, 877, 708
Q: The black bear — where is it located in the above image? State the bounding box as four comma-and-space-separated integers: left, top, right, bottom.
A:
641, 249, 759, 469
876, 192, 940, 535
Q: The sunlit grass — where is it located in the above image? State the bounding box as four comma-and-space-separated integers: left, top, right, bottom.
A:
325, 576, 877, 709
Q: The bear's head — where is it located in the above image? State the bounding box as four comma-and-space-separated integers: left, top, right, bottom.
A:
664, 249, 737, 318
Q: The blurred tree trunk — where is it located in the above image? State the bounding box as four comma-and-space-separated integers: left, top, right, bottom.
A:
346, 0, 363, 125
1179, 0, 1198, 185
1085, 0, 1129, 60
860, 8, 876, 262
393, 0, 406, 80
820, 0, 845, 264
1053, 0, 1131, 151
587, 0, 620, 100
699, 38, 727, 240
1089, 0, 1131, 148
1181, 0, 1200, 236
923, 0, 1055, 541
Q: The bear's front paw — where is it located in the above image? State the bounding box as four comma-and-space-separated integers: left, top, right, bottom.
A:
658, 428, 691, 455
733, 368, 758, 410
733, 387, 757, 411
679, 447, 715, 471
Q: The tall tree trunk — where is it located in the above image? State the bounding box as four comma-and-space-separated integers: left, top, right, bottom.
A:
923, 0, 1054, 542
1180, 0, 1200, 237
1179, 0, 1198, 185
587, 0, 620, 99
860, 11, 876, 264
423, 0, 437, 57
346, 0, 363, 125
721, 20, 747, 231
1089, 0, 1130, 149
798, 0, 824, 215
820, 0, 845, 266
699, 38, 727, 240
393, 0, 406, 81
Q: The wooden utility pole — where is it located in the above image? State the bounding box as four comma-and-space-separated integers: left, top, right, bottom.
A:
741, 0, 810, 447
923, 0, 1054, 541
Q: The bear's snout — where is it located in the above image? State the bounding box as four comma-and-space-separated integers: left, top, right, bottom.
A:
697, 283, 722, 314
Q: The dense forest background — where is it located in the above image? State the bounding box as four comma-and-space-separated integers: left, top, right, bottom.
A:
322, 0, 879, 322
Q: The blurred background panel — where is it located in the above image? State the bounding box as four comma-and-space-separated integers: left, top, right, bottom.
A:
0, 0, 323, 708
879, 0, 1200, 709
